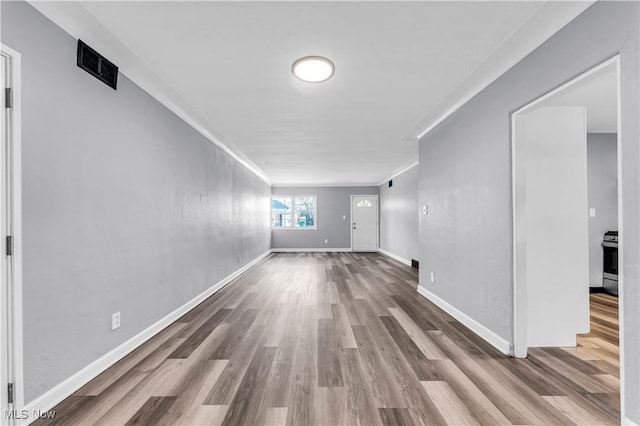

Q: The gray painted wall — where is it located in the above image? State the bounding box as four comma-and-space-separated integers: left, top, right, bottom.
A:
2, 1, 271, 404
379, 165, 419, 262
418, 2, 639, 421
587, 133, 618, 287
271, 186, 378, 249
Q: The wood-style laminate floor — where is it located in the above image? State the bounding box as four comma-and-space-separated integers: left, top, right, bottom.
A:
577, 293, 620, 372
37, 253, 620, 425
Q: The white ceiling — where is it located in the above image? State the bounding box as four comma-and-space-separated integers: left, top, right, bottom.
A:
30, 1, 594, 185
538, 63, 617, 133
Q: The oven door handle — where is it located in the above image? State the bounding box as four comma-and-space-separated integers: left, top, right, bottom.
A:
602, 241, 618, 248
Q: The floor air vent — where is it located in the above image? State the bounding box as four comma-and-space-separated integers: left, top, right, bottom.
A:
77, 40, 118, 90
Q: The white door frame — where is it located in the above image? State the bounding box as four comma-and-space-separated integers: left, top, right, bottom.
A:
511, 55, 624, 412
350, 195, 379, 252
1, 43, 24, 421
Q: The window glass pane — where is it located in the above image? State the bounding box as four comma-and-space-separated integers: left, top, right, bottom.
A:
294, 196, 315, 228
272, 197, 292, 227
357, 200, 372, 207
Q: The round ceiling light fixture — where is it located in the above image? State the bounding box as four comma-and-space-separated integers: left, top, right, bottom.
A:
292, 56, 335, 83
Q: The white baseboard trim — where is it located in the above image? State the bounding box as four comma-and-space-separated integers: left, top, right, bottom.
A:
417, 285, 511, 355
271, 248, 351, 252
20, 249, 272, 425
623, 416, 639, 426
378, 248, 412, 267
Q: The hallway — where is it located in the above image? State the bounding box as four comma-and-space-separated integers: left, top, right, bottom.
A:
38, 253, 619, 425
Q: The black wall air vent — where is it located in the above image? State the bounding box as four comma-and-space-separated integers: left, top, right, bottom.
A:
388, 180, 393, 188
77, 40, 118, 90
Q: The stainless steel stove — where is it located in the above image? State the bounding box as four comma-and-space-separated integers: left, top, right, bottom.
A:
602, 231, 618, 296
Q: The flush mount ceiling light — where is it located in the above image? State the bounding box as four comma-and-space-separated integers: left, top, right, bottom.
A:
292, 56, 335, 83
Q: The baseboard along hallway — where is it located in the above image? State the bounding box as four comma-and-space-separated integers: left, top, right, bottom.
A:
34, 253, 620, 425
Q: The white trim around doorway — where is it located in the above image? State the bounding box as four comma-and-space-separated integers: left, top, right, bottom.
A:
1, 42, 24, 422
510, 54, 625, 418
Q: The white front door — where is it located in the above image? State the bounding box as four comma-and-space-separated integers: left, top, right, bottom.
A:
351, 195, 378, 252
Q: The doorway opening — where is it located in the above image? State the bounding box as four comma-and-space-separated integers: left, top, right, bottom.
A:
512, 55, 622, 411
351, 195, 379, 252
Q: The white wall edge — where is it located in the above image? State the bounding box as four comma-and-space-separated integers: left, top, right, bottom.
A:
19, 249, 272, 425
377, 161, 419, 186
378, 248, 412, 267
417, 285, 511, 355
271, 248, 351, 253
1, 42, 26, 414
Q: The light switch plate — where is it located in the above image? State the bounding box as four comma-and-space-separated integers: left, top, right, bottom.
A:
422, 205, 428, 215
112, 312, 121, 331
589, 208, 596, 218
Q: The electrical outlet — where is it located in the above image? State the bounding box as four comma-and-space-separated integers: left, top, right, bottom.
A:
324, 239, 328, 244
237, 255, 241, 263
589, 208, 596, 217
423, 205, 428, 215
112, 312, 121, 331
430, 272, 435, 283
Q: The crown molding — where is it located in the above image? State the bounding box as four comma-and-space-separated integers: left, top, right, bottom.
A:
27, 1, 271, 185
410, 1, 595, 141
28, 1, 594, 188
377, 161, 419, 186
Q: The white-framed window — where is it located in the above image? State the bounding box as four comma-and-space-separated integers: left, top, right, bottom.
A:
272, 195, 317, 229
